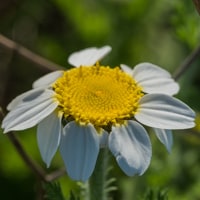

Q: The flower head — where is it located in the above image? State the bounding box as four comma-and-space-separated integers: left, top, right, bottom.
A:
53, 63, 143, 127
1, 46, 195, 181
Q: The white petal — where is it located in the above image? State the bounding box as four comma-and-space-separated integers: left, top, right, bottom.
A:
109, 120, 152, 176
2, 90, 58, 132
153, 128, 173, 152
7, 88, 46, 111
37, 111, 62, 167
68, 46, 112, 67
33, 70, 64, 88
132, 63, 179, 95
120, 64, 133, 75
60, 122, 100, 181
135, 94, 195, 129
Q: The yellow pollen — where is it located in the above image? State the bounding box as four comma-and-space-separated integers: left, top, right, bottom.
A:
52, 65, 143, 127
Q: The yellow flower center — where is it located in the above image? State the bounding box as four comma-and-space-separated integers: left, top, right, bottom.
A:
53, 64, 143, 128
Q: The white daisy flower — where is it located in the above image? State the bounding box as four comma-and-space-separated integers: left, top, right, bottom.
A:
1, 46, 195, 181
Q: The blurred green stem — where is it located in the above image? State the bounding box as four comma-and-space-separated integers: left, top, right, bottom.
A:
86, 149, 109, 200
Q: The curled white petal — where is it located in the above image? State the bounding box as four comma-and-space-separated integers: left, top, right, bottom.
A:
132, 63, 179, 95
33, 70, 64, 88
60, 122, 100, 181
135, 94, 195, 129
37, 111, 62, 167
68, 46, 112, 67
2, 90, 58, 132
109, 120, 152, 176
153, 128, 173, 153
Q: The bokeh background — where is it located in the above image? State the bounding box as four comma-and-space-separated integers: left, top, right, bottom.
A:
0, 0, 200, 199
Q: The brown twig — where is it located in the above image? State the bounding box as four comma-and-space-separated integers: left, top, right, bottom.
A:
192, 0, 200, 15
0, 34, 65, 71
7, 132, 47, 181
7, 132, 66, 182
173, 44, 200, 80
45, 168, 66, 182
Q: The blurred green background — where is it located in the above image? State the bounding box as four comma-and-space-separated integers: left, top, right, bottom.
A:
0, 0, 200, 199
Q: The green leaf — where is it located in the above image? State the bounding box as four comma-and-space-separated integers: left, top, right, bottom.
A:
68, 191, 80, 200
43, 182, 65, 200
143, 188, 168, 200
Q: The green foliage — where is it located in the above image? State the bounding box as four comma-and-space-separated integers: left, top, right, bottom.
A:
43, 182, 81, 200
44, 182, 65, 200
68, 191, 80, 200
171, 1, 200, 48
143, 188, 168, 200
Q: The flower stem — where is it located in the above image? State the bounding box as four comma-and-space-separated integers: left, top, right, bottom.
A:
86, 148, 109, 200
